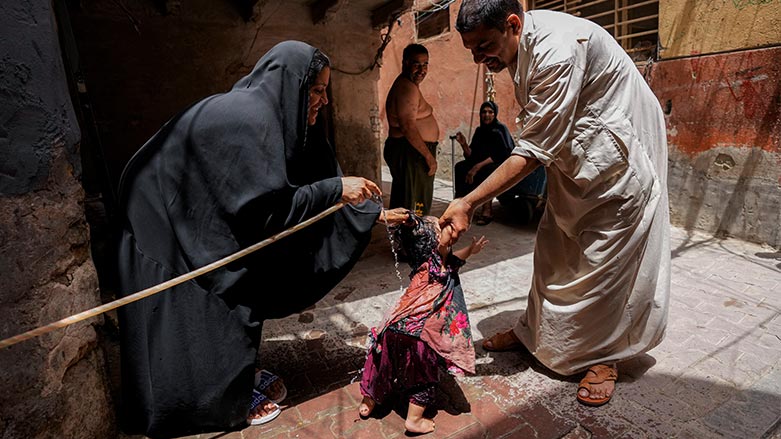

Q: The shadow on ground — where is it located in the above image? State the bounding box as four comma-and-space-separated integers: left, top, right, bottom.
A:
123, 186, 781, 439
197, 328, 780, 439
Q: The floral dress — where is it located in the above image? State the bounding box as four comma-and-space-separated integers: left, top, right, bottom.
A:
360, 215, 475, 406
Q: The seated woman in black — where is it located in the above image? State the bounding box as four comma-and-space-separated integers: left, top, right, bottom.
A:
453, 101, 514, 225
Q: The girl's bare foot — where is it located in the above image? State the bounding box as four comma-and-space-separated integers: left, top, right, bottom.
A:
405, 402, 435, 434
358, 396, 375, 418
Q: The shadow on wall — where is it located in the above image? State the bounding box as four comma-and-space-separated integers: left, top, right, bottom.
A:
712, 73, 781, 247
664, 51, 781, 250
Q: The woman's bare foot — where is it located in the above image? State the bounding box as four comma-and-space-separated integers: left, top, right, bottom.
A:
358, 396, 376, 418
247, 398, 279, 424
264, 378, 286, 402
255, 368, 287, 403
248, 399, 276, 418
405, 402, 435, 434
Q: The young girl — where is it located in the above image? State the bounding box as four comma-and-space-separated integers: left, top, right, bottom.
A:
359, 212, 487, 434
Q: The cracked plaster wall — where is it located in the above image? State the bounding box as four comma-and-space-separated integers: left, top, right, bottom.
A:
650, 45, 781, 248
0, 1, 114, 438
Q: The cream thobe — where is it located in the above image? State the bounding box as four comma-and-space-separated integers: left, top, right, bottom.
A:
509, 10, 670, 375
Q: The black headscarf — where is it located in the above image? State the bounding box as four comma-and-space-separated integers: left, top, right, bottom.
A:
466, 100, 514, 165
115, 41, 379, 437
481, 100, 499, 120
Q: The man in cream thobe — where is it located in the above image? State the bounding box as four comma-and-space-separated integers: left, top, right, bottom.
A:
441, 1, 670, 405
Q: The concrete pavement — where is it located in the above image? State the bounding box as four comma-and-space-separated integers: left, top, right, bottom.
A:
182, 170, 781, 439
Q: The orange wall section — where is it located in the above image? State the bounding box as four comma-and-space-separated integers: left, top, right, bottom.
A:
650, 46, 781, 156
649, 45, 781, 247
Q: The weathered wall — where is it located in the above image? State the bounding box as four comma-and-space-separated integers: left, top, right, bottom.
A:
378, 0, 522, 180
649, 46, 781, 248
69, 0, 385, 189
0, 1, 114, 438
656, 0, 781, 247
660, 0, 781, 59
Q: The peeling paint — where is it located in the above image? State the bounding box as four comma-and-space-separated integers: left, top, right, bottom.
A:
714, 154, 736, 170
650, 47, 781, 157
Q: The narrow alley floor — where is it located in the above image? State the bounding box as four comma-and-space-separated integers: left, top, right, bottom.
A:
168, 169, 781, 439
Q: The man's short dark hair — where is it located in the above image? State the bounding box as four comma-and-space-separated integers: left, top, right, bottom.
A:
456, 0, 523, 33
402, 43, 428, 61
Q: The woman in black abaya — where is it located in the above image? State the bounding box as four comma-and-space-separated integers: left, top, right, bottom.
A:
453, 101, 514, 224
116, 41, 403, 437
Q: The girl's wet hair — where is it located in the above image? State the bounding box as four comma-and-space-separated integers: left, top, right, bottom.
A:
394, 213, 439, 268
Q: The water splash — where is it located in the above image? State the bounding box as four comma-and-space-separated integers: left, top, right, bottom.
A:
371, 195, 404, 295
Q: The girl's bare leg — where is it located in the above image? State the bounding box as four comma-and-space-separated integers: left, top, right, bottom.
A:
405, 401, 435, 434
358, 395, 375, 418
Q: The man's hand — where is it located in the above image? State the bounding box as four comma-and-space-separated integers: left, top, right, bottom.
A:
426, 156, 438, 176
438, 198, 473, 246
341, 177, 381, 205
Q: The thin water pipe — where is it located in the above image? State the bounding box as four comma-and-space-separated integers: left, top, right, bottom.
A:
449, 135, 456, 199
467, 63, 482, 141
0, 201, 348, 350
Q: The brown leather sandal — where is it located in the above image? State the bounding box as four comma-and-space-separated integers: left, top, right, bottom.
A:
576, 364, 618, 407
475, 215, 493, 226
482, 330, 524, 351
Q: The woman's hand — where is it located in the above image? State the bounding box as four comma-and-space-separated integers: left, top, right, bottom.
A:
455, 131, 467, 147
466, 166, 479, 184
378, 207, 410, 225
341, 177, 381, 205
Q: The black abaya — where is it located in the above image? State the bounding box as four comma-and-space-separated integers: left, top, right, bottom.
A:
454, 101, 514, 198
115, 41, 379, 437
